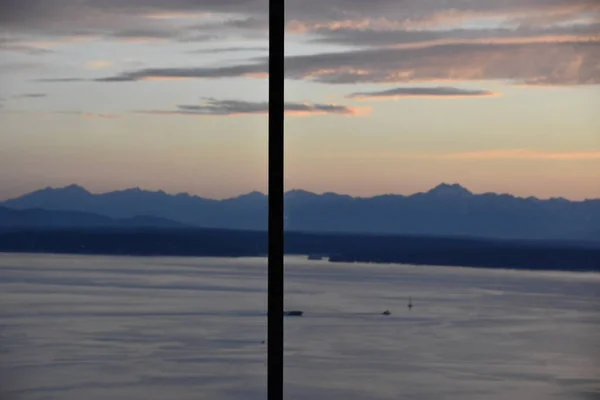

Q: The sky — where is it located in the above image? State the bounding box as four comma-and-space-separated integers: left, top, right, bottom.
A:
0, 0, 599, 200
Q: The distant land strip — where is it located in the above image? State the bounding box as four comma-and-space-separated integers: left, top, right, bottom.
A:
0, 228, 598, 272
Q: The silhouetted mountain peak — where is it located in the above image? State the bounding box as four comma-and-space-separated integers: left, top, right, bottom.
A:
285, 189, 318, 199
26, 184, 91, 198
108, 187, 174, 200
61, 184, 91, 195
322, 192, 353, 200
233, 191, 266, 201
246, 190, 266, 197
426, 183, 472, 197
119, 187, 143, 194
549, 196, 569, 203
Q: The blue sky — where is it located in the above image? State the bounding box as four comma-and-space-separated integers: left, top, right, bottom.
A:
0, 0, 599, 200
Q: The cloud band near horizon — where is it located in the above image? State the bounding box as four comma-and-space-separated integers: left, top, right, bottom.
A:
347, 86, 500, 99
135, 98, 367, 117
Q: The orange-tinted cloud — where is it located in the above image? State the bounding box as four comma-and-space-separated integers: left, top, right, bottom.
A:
287, 18, 407, 34
396, 3, 599, 30
243, 72, 269, 79
85, 60, 113, 70
325, 149, 600, 161
442, 149, 600, 160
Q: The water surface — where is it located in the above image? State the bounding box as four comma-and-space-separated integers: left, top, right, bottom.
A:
0, 254, 598, 399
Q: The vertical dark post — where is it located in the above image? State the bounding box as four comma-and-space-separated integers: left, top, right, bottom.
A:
268, 0, 284, 398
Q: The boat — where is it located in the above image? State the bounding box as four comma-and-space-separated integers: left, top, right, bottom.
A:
284, 310, 303, 316
408, 297, 413, 310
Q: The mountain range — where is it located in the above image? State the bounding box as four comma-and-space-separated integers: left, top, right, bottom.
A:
1, 183, 599, 241
0, 206, 186, 230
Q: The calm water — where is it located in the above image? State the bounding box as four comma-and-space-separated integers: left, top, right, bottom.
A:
0, 253, 599, 400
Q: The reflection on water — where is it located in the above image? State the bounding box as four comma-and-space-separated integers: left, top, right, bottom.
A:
0, 253, 599, 400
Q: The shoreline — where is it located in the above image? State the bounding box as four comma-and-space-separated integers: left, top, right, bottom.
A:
0, 228, 598, 273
